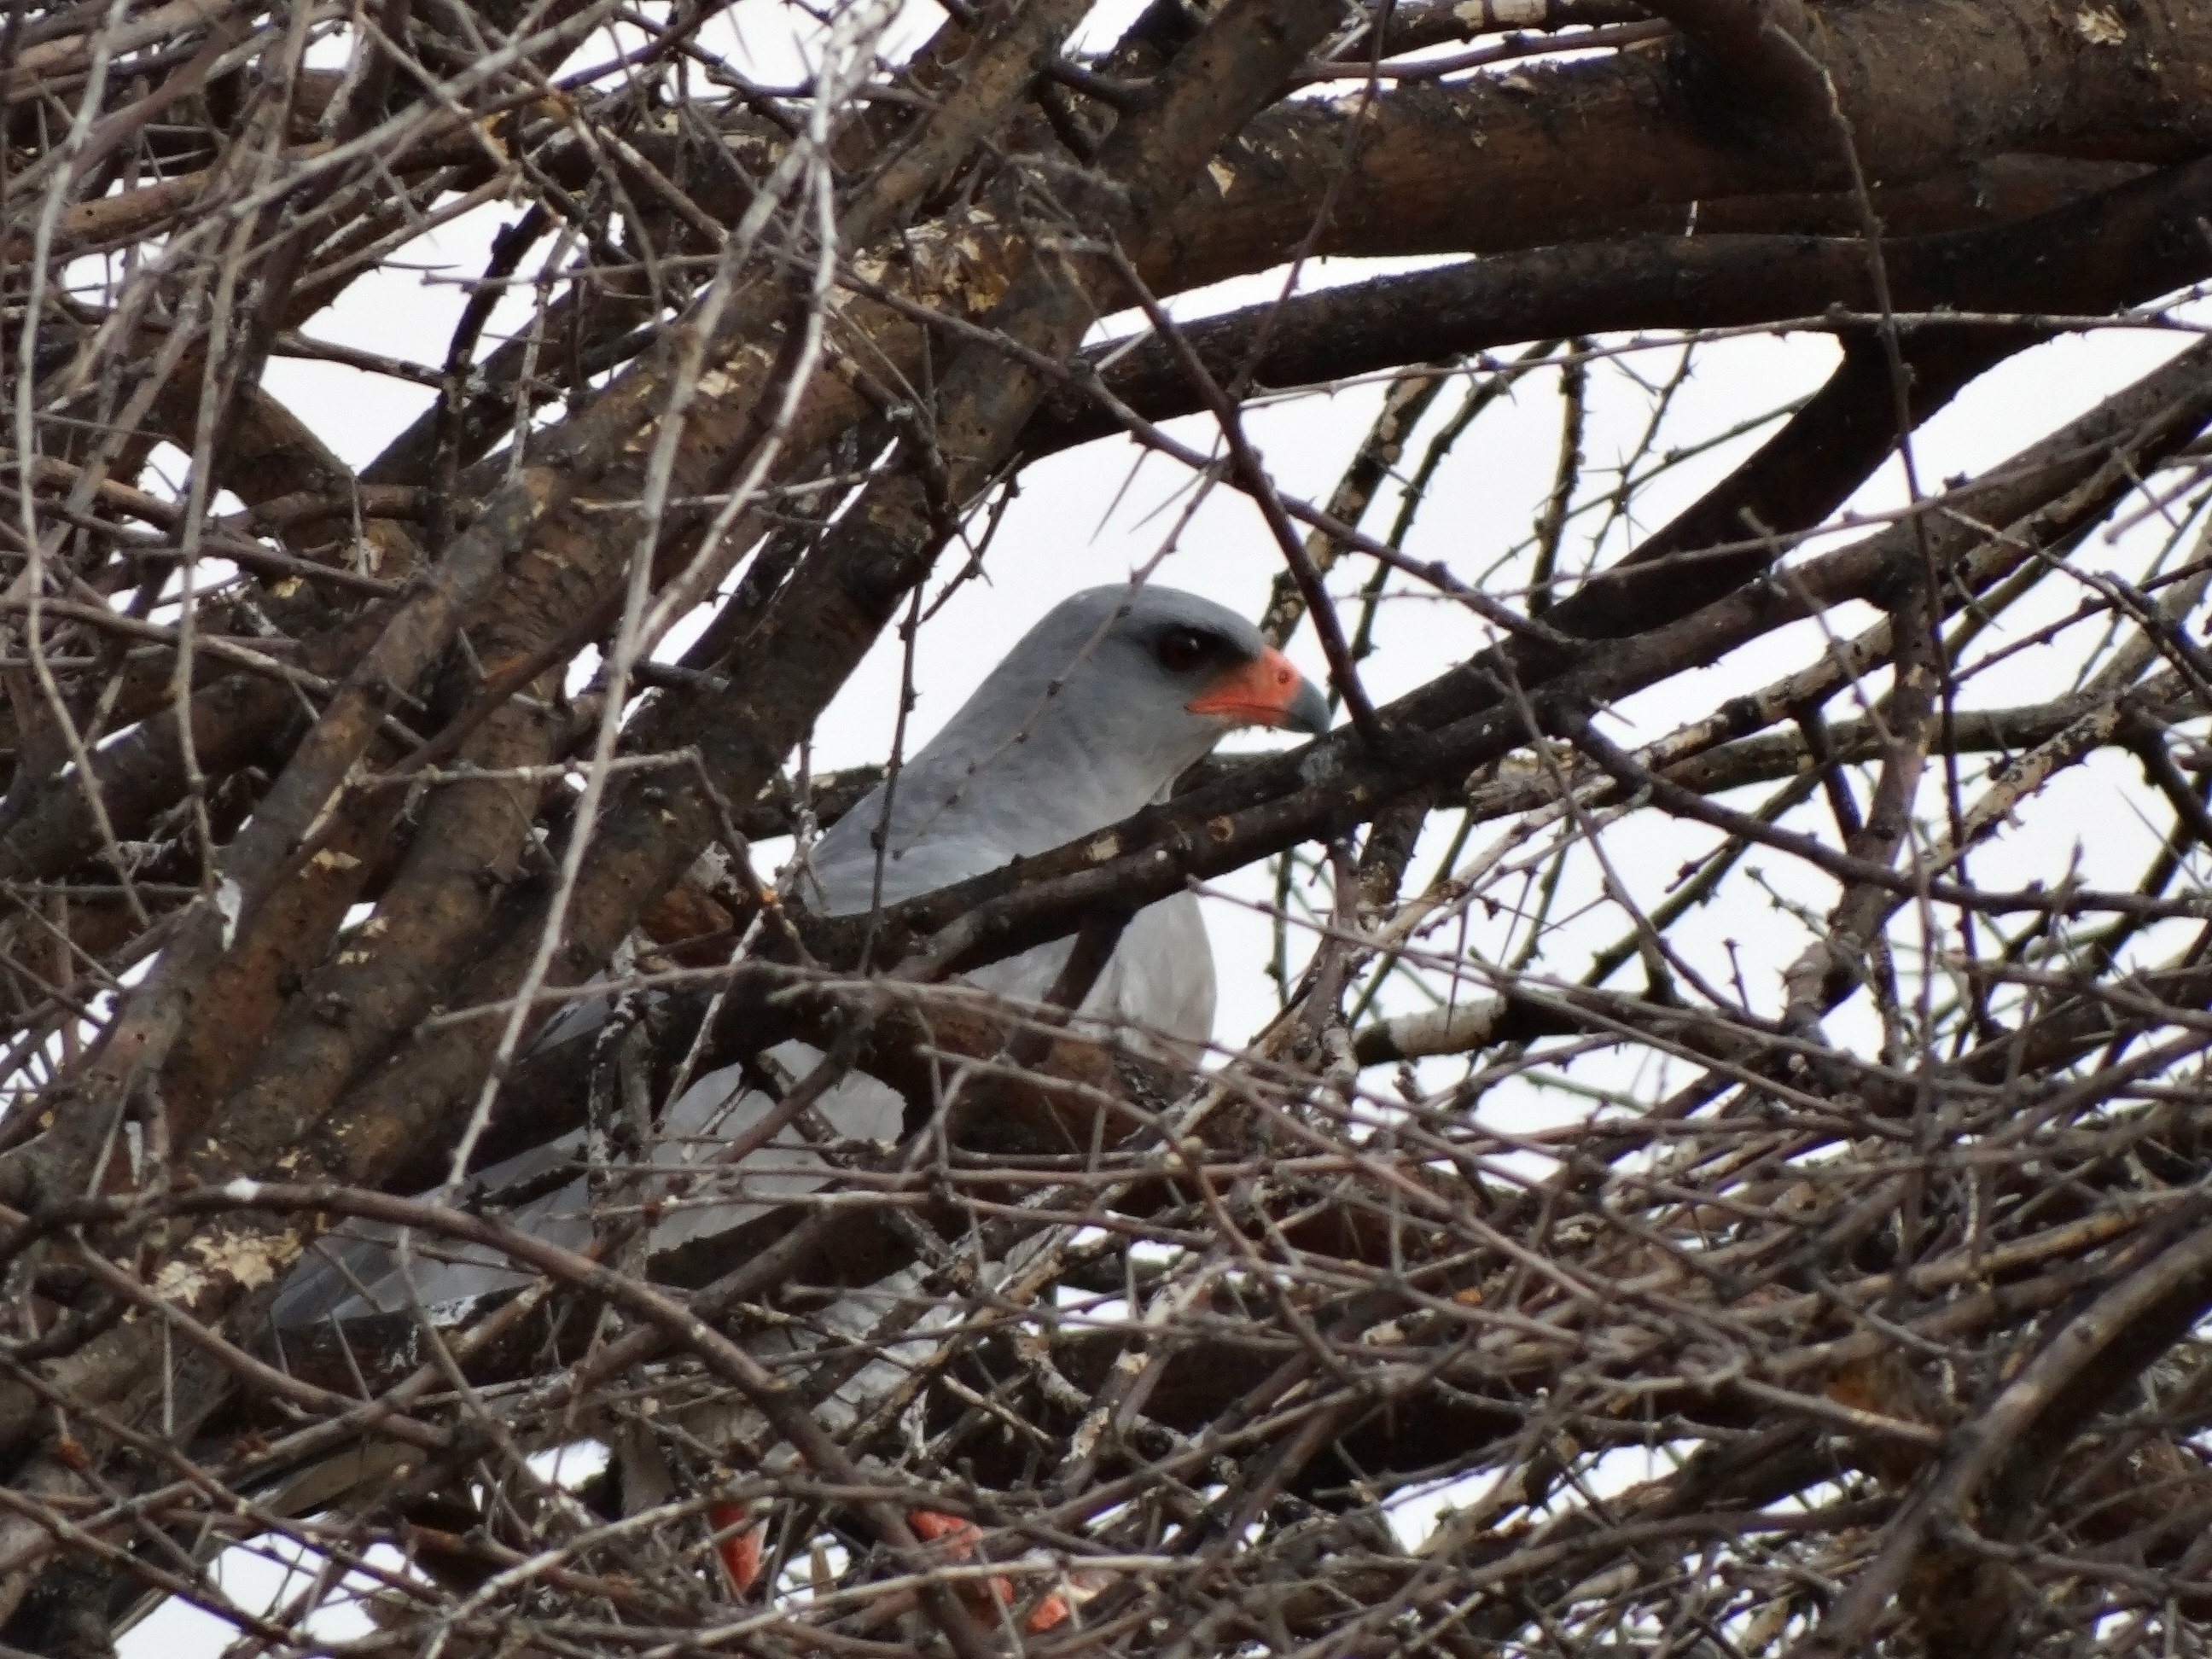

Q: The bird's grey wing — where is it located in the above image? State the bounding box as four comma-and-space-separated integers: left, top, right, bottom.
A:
628, 1043, 903, 1258
270, 1042, 904, 1327
268, 1130, 591, 1327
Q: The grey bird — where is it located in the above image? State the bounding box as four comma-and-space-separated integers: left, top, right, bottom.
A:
271, 582, 1328, 1324
112, 594, 1333, 1643
178, 585, 1332, 1625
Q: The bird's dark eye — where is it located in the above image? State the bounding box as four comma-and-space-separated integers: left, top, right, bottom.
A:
1155, 627, 1211, 674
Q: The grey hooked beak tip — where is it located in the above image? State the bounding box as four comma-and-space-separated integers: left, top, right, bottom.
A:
1286, 678, 1332, 737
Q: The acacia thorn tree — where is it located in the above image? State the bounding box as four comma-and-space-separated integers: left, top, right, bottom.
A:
7, 0, 2212, 1652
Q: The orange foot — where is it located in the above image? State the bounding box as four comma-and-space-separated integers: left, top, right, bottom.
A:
712, 1503, 1068, 1632
908, 1509, 1070, 1633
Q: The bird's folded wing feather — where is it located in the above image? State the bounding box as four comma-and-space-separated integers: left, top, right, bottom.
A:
271, 891, 1210, 1325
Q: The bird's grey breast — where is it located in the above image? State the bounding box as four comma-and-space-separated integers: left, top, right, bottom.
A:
810, 775, 1214, 1045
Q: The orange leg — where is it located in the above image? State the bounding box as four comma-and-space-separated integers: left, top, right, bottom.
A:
708, 1501, 765, 1595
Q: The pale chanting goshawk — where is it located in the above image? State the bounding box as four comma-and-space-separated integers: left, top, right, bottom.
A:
260, 583, 1330, 1607
274, 583, 1328, 1324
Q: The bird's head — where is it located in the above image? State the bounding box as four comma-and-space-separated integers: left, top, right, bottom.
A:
1036, 585, 1331, 761
818, 585, 1332, 890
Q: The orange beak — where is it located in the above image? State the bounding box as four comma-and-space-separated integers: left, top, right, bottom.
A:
1185, 647, 1330, 734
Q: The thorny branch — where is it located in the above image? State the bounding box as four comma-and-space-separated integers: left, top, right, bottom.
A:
8, 0, 2212, 1654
